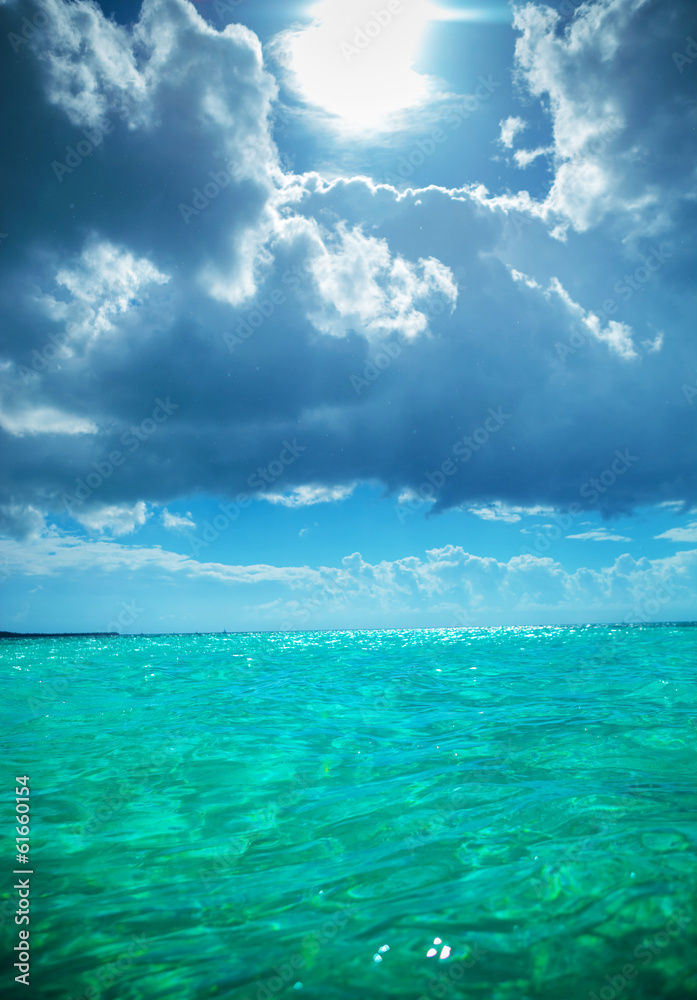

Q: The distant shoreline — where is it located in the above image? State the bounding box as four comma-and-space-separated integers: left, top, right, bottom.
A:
0, 622, 695, 639
0, 632, 120, 639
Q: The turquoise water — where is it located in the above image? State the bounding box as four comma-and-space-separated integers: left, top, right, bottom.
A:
1, 624, 696, 1000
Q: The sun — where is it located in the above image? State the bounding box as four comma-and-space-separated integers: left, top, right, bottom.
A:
279, 0, 439, 131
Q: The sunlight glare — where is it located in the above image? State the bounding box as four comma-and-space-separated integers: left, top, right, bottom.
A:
283, 0, 437, 130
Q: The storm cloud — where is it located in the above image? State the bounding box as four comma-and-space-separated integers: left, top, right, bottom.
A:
0, 0, 695, 543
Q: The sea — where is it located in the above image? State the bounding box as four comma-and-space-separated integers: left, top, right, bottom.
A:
1, 624, 696, 1000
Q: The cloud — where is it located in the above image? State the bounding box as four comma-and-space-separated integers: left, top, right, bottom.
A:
509, 269, 638, 359
0, 505, 45, 541
513, 146, 550, 168
73, 501, 150, 536
512, 0, 697, 235
161, 508, 196, 530
0, 531, 319, 585
261, 484, 356, 507
0, 0, 694, 537
654, 521, 697, 543
0, 404, 98, 436
566, 529, 632, 542
642, 331, 664, 354
1, 534, 695, 623
397, 488, 430, 506
43, 239, 170, 347
498, 115, 527, 148
304, 223, 457, 342
467, 502, 554, 523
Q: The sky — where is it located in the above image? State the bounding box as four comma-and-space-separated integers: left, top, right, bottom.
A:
0, 0, 695, 632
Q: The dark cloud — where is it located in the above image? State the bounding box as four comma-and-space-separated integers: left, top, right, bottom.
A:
0, 0, 695, 537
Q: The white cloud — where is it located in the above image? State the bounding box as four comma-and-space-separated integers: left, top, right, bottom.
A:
34, 0, 145, 129
261, 484, 356, 508
566, 529, 632, 542
42, 240, 169, 346
0, 532, 318, 586
301, 221, 457, 342
0, 404, 97, 436
1, 535, 694, 625
36, 0, 276, 143
269, 186, 459, 344
510, 268, 638, 359
498, 116, 527, 148
655, 521, 697, 543
397, 487, 434, 506
513, 146, 550, 168
73, 501, 150, 537
468, 502, 554, 523
510, 0, 693, 235
161, 509, 195, 530
642, 332, 664, 354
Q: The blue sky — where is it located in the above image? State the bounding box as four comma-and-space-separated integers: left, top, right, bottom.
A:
0, 0, 695, 632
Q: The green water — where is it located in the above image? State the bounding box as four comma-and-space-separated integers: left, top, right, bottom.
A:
1, 625, 696, 999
